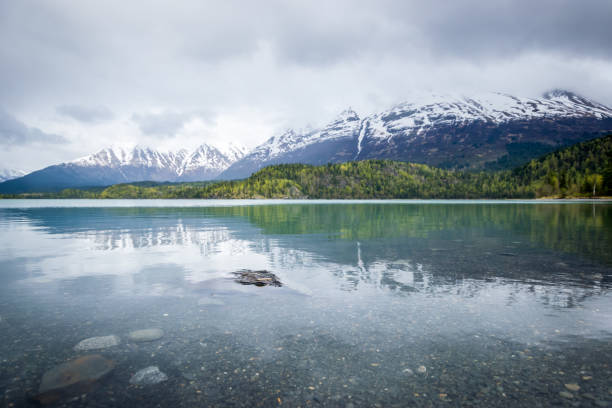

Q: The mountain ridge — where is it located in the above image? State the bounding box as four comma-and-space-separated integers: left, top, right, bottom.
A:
219, 90, 612, 179
0, 143, 246, 193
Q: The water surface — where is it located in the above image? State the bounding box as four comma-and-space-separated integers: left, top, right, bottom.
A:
1, 200, 611, 407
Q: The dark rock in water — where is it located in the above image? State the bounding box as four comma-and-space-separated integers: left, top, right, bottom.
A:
33, 355, 115, 404
232, 270, 282, 287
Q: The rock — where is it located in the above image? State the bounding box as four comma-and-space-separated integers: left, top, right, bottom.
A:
565, 383, 580, 392
232, 270, 282, 287
74, 335, 120, 351
197, 297, 225, 306
128, 329, 164, 343
33, 355, 114, 404
559, 391, 573, 399
417, 365, 427, 374
129, 366, 168, 385
595, 401, 610, 407
402, 368, 414, 376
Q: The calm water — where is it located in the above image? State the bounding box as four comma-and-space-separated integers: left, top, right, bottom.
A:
1, 200, 612, 407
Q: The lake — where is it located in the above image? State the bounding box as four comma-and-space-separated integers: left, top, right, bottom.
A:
1, 200, 611, 407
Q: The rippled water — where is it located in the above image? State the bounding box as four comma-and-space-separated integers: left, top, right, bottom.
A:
1, 200, 611, 407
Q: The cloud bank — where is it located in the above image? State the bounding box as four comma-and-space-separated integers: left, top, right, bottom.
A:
0, 0, 611, 171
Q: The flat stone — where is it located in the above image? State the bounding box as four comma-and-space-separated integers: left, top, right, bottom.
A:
34, 355, 114, 404
565, 383, 580, 392
128, 329, 164, 342
74, 335, 120, 351
559, 391, 574, 399
129, 366, 168, 385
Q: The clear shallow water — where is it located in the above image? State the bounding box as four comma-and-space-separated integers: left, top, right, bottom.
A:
0, 200, 611, 407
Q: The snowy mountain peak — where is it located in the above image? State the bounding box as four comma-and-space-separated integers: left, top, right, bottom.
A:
335, 108, 360, 122
0, 168, 26, 183
214, 141, 249, 162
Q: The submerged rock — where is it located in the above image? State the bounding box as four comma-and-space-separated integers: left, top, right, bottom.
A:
565, 383, 580, 392
129, 366, 168, 385
74, 335, 120, 351
232, 270, 282, 287
128, 328, 164, 342
34, 355, 114, 404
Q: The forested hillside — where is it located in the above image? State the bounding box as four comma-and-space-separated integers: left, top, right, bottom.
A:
2, 135, 611, 199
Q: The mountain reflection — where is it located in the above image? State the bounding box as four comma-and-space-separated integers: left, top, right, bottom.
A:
0, 203, 610, 307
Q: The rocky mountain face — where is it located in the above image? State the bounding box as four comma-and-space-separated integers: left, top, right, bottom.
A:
0, 143, 247, 193
219, 90, 612, 179
0, 169, 26, 183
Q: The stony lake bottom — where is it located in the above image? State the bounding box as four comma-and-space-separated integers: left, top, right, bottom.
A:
1, 200, 611, 408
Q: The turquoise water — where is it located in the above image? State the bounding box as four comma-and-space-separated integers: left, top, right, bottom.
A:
1, 200, 611, 407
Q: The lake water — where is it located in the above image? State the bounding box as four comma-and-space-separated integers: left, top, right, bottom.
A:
1, 200, 611, 407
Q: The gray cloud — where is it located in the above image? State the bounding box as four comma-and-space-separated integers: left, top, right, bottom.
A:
0, 109, 67, 146
131, 110, 213, 137
57, 105, 114, 123
131, 111, 191, 136
0, 0, 611, 169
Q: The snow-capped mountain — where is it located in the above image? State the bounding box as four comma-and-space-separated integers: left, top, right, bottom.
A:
220, 109, 361, 179
179, 143, 248, 181
220, 90, 612, 179
0, 143, 247, 193
0, 169, 26, 183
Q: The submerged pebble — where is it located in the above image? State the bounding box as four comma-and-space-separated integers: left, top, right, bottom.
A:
129, 366, 168, 385
74, 335, 120, 351
565, 383, 580, 392
128, 328, 164, 342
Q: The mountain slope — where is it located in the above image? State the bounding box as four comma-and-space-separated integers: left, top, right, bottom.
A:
220, 109, 361, 179
0, 143, 246, 193
219, 90, 612, 179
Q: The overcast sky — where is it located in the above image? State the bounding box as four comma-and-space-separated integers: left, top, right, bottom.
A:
1, 0, 612, 171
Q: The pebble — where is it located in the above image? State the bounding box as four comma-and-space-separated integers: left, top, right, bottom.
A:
402, 368, 414, 376
565, 383, 580, 392
559, 391, 574, 399
128, 328, 164, 342
417, 366, 427, 374
129, 366, 168, 385
74, 335, 120, 351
